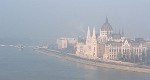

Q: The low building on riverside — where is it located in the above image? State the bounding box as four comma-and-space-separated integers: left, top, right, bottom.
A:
57, 38, 68, 49
57, 37, 77, 49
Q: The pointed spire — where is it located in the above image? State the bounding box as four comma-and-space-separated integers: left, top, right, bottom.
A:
122, 30, 124, 36
86, 26, 91, 44
92, 27, 96, 38
87, 26, 91, 39
92, 27, 97, 44
106, 16, 108, 23
119, 29, 121, 34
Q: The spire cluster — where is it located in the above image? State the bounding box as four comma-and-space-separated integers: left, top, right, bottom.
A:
86, 27, 96, 39
86, 26, 97, 44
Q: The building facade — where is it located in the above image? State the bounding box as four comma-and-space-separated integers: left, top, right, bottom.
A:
76, 27, 97, 59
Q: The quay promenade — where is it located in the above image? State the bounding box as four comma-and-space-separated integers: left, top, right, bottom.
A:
35, 49, 150, 74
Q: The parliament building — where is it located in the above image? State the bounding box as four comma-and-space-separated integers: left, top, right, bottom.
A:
76, 18, 148, 63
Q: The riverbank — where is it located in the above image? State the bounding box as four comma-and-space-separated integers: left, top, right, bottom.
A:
35, 49, 150, 74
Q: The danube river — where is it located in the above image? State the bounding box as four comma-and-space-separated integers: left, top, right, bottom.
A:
0, 46, 150, 80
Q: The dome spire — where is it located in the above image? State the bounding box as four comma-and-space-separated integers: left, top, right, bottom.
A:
106, 16, 108, 23
101, 17, 112, 31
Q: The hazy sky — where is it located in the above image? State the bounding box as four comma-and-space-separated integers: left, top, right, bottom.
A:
0, 0, 150, 44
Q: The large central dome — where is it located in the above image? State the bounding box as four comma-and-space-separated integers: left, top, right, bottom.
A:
101, 17, 113, 31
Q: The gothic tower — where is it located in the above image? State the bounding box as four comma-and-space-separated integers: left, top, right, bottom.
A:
91, 27, 97, 57
86, 26, 91, 45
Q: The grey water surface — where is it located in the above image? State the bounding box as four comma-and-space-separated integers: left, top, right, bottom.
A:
0, 47, 150, 80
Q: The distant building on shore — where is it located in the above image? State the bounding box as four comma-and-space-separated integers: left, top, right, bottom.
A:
57, 37, 77, 49
57, 38, 68, 49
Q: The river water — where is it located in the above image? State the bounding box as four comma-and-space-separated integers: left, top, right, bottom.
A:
0, 46, 150, 80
